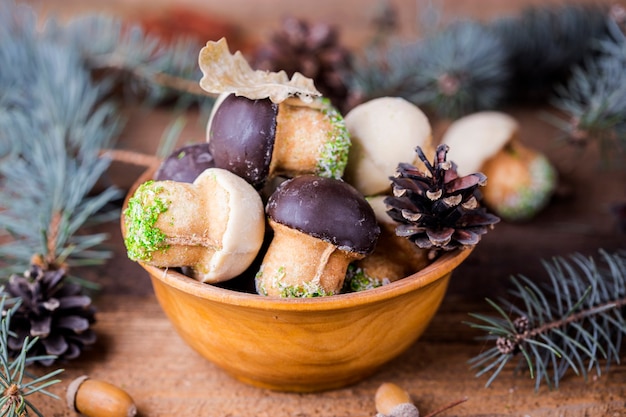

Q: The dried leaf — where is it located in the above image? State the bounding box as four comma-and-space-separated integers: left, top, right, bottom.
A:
198, 37, 321, 103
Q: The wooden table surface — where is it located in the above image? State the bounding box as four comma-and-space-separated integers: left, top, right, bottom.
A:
15, 0, 626, 416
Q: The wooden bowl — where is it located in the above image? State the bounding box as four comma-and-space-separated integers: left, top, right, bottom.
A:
123, 169, 474, 392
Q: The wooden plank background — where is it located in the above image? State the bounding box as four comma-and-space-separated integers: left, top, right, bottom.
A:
13, 0, 626, 415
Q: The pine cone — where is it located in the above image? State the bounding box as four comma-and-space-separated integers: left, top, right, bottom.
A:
4, 264, 96, 366
385, 144, 500, 252
252, 16, 353, 112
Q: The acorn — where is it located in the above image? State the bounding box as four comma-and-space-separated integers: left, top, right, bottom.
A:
66, 376, 137, 417
375, 382, 419, 417
440, 111, 557, 221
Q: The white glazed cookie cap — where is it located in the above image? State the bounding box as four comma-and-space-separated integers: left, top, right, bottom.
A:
441, 111, 518, 176
344, 97, 432, 196
193, 168, 265, 282
366, 195, 395, 226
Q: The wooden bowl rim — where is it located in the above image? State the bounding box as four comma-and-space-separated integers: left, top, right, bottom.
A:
125, 166, 473, 312
141, 247, 471, 311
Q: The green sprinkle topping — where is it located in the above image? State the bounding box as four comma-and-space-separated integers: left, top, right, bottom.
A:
123, 180, 170, 261
279, 282, 333, 298
255, 269, 268, 296
177, 151, 187, 159
345, 265, 389, 292
316, 98, 351, 179
497, 154, 557, 221
256, 265, 333, 297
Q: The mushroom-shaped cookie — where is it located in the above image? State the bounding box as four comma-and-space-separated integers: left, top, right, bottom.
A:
123, 168, 265, 283
256, 175, 380, 297
199, 38, 350, 190
343, 97, 435, 196
207, 93, 350, 189
441, 111, 557, 221
154, 143, 215, 183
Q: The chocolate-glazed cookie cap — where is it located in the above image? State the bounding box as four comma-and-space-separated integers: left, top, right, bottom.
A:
266, 175, 380, 255
155, 143, 215, 183
208, 94, 278, 189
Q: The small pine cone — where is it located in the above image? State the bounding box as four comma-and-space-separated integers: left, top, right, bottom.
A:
252, 16, 353, 112
4, 264, 96, 366
385, 144, 500, 252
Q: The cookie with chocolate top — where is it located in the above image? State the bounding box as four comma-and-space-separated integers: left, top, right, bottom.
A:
208, 94, 350, 189
155, 143, 215, 183
256, 175, 380, 297
199, 38, 350, 189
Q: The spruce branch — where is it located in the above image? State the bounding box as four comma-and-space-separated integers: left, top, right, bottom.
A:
348, 21, 509, 118
347, 40, 424, 107
0, 19, 124, 277
550, 13, 626, 164
409, 21, 510, 119
467, 249, 626, 391
349, 3, 617, 118
1, 1, 208, 280
491, 3, 612, 102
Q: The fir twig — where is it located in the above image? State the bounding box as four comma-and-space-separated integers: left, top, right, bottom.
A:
423, 396, 469, 417
0, 295, 62, 417
466, 249, 626, 391
86, 54, 210, 99
347, 39, 424, 104
103, 149, 161, 168
58, 13, 214, 109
